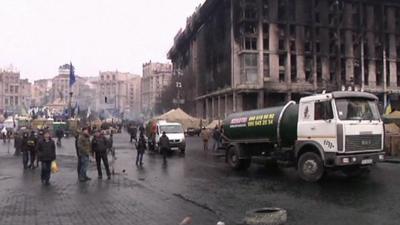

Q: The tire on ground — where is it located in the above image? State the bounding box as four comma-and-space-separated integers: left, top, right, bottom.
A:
227, 145, 251, 170
244, 208, 287, 225
297, 152, 324, 182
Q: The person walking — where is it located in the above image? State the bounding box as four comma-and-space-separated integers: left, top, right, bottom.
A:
36, 131, 56, 185
212, 126, 221, 151
200, 128, 210, 152
75, 130, 81, 178
78, 127, 92, 182
55, 128, 64, 147
91, 131, 111, 180
1, 127, 7, 144
13, 130, 22, 156
27, 131, 38, 169
21, 132, 30, 169
135, 133, 147, 166
159, 132, 170, 162
128, 125, 137, 143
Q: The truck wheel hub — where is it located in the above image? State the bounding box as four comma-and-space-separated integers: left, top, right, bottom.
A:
303, 160, 318, 174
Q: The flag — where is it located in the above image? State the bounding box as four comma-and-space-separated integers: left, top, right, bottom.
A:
384, 96, 392, 115
69, 62, 76, 87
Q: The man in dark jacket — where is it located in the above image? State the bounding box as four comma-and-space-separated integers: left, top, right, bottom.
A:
75, 130, 81, 178
136, 133, 146, 166
55, 128, 64, 146
21, 132, 30, 169
37, 131, 56, 185
78, 127, 92, 182
92, 131, 111, 180
27, 131, 37, 169
13, 131, 22, 156
159, 132, 170, 162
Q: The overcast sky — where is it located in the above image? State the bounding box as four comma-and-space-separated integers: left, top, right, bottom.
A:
0, 0, 204, 81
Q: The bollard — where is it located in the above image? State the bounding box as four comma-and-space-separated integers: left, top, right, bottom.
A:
243, 208, 287, 225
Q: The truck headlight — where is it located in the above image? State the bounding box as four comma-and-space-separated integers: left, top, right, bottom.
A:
379, 155, 384, 160
342, 158, 350, 164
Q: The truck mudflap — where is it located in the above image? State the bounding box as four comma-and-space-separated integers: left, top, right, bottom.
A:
325, 152, 385, 167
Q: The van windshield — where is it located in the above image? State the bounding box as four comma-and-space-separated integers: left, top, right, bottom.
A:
335, 98, 380, 121
160, 125, 184, 134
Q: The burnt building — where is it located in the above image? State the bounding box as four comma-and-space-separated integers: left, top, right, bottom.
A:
168, 0, 400, 120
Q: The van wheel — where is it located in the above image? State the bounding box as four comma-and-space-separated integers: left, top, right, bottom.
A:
297, 152, 324, 182
227, 146, 251, 170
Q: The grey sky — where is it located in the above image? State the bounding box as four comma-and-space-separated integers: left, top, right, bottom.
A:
0, 0, 204, 81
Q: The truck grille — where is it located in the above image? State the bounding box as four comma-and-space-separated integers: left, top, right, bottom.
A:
345, 135, 381, 152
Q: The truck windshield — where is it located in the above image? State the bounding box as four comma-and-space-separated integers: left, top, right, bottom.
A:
160, 125, 183, 134
335, 98, 380, 121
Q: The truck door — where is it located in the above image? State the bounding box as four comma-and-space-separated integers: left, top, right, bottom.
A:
298, 100, 337, 152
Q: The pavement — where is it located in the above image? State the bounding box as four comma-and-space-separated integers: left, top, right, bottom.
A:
0, 132, 399, 225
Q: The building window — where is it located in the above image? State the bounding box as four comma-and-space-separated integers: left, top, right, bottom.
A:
240, 54, 258, 84
243, 37, 257, 50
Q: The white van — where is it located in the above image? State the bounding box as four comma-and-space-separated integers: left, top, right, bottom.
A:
155, 121, 186, 153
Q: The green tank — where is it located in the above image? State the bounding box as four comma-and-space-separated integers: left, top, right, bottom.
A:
223, 101, 298, 147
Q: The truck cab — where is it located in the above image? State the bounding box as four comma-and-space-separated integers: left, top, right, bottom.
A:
296, 91, 385, 181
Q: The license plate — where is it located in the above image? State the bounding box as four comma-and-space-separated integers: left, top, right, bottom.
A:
361, 159, 373, 165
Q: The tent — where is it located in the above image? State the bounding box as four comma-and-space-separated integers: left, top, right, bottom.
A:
154, 108, 202, 130
206, 120, 223, 129
382, 111, 400, 125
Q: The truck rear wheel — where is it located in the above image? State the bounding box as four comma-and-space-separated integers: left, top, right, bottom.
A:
227, 146, 251, 170
297, 152, 324, 182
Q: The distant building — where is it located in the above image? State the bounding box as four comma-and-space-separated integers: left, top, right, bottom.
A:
96, 71, 140, 114
32, 79, 52, 107
141, 62, 172, 115
128, 76, 142, 114
19, 79, 32, 110
0, 70, 33, 114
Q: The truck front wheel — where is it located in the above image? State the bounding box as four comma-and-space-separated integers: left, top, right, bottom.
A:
297, 152, 324, 182
227, 146, 251, 170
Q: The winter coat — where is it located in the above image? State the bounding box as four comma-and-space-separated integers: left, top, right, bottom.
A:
159, 135, 170, 149
21, 135, 30, 152
91, 136, 109, 154
27, 135, 37, 152
14, 133, 22, 149
136, 137, 147, 153
37, 139, 56, 162
78, 134, 91, 156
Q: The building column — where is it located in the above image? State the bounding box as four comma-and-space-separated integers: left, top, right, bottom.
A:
257, 90, 264, 109
205, 98, 210, 121
217, 95, 221, 119
257, 0, 264, 86
387, 8, 397, 88
224, 94, 228, 118
211, 97, 216, 120
269, 0, 279, 81
344, 3, 354, 87
366, 6, 376, 88
295, 0, 305, 82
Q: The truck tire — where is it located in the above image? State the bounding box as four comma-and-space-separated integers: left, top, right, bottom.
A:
227, 146, 251, 170
297, 152, 324, 182
244, 208, 287, 225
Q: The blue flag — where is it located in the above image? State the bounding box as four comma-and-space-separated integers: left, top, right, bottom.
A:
69, 62, 76, 87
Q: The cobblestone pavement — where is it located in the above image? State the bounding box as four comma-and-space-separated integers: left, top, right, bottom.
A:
1, 132, 400, 225
0, 134, 218, 225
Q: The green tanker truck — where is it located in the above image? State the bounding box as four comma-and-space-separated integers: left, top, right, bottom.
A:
223, 91, 385, 182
